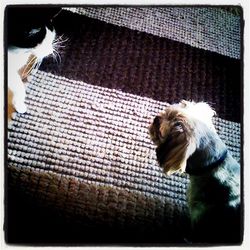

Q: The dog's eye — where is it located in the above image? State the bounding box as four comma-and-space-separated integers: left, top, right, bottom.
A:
174, 121, 184, 132
174, 121, 182, 127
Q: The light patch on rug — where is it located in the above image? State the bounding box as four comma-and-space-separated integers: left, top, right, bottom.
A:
8, 70, 241, 207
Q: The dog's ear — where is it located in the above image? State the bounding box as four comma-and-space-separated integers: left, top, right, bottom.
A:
156, 115, 196, 175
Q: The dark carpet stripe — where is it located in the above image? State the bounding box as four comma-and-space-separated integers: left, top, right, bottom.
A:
41, 10, 242, 123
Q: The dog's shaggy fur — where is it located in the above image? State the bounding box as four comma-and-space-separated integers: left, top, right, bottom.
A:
149, 100, 241, 243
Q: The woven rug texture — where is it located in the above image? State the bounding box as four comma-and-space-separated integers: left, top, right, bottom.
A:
6, 7, 242, 245
64, 7, 241, 59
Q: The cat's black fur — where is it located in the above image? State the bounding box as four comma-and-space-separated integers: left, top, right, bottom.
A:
7, 6, 61, 48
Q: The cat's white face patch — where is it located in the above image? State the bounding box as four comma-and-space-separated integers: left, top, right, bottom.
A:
33, 27, 56, 59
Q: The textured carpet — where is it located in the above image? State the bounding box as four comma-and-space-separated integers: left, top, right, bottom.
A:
41, 9, 241, 122
6, 7, 242, 245
64, 7, 241, 59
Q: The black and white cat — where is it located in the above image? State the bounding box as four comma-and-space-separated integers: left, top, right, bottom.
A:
7, 7, 61, 116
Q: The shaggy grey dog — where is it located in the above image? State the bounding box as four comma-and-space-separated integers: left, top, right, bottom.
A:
149, 100, 241, 243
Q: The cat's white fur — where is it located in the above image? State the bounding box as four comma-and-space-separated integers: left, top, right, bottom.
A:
8, 27, 55, 113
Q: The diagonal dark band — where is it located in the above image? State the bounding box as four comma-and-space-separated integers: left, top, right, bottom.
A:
40, 10, 241, 123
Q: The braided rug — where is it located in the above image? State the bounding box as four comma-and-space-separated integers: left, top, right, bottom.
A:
6, 7, 242, 245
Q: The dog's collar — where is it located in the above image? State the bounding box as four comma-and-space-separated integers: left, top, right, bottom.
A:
186, 149, 228, 175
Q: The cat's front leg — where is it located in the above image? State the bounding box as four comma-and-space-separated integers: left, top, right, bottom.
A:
13, 91, 27, 114
8, 73, 27, 114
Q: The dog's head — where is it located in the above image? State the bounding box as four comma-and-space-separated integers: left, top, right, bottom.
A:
149, 100, 216, 175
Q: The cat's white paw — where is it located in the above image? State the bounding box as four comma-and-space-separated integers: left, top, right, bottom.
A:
14, 102, 27, 114
26, 74, 33, 82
